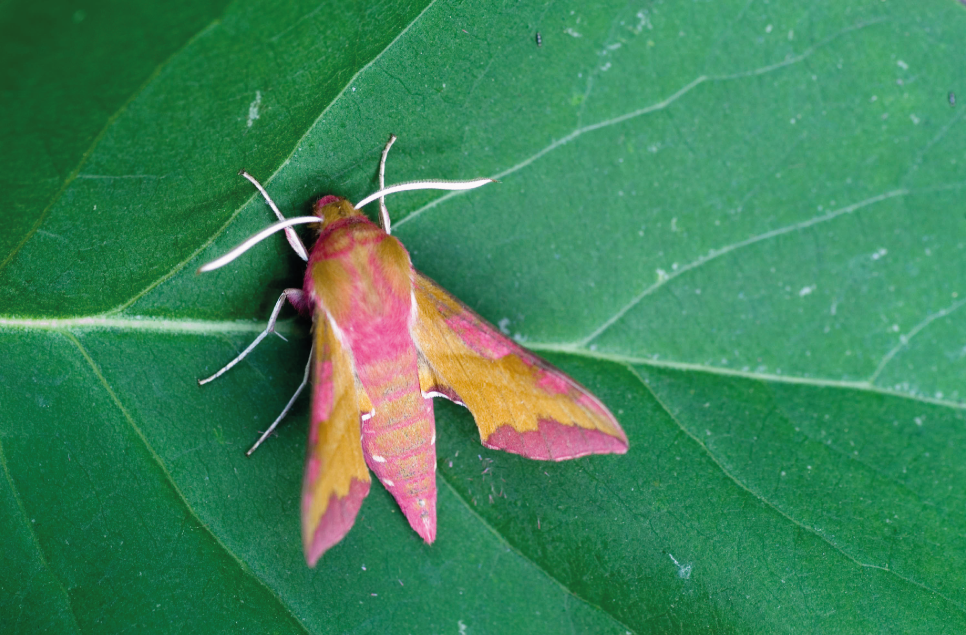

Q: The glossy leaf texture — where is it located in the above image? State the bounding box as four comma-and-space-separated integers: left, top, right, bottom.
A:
3, 0, 966, 632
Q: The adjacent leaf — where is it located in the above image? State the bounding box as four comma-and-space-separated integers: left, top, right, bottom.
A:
3, 0, 965, 633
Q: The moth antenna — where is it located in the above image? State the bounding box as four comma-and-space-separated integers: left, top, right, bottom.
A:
198, 216, 322, 273
354, 178, 495, 211
239, 170, 310, 261
378, 134, 397, 234
246, 343, 314, 456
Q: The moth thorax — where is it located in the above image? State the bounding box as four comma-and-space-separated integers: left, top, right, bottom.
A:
313, 196, 363, 228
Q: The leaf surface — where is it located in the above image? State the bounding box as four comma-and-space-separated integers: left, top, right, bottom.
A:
3, 0, 966, 633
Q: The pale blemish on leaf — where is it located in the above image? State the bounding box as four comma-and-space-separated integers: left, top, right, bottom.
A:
246, 90, 262, 128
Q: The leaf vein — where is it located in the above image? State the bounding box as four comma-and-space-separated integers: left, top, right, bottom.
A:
0, 18, 223, 276
436, 475, 638, 634
106, 0, 442, 315
0, 433, 83, 632
62, 332, 311, 635
578, 188, 908, 346
868, 296, 966, 384
395, 16, 890, 230
630, 365, 966, 616
529, 343, 966, 411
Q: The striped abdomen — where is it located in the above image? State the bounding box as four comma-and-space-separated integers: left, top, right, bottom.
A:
358, 344, 437, 542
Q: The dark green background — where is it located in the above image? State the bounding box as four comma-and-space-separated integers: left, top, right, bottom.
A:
2, 0, 965, 632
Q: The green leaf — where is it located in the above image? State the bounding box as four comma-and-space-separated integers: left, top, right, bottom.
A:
3, 0, 965, 632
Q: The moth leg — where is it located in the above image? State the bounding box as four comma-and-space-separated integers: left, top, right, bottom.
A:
246, 342, 314, 456
198, 289, 303, 385
239, 169, 309, 261
377, 133, 397, 234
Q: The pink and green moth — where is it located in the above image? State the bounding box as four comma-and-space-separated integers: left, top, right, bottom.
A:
199, 136, 628, 566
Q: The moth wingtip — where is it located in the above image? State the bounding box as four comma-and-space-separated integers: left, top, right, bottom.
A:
304, 545, 323, 568
418, 522, 437, 545
301, 479, 371, 566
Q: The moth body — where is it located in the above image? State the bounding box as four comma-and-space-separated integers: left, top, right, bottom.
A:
305, 198, 437, 546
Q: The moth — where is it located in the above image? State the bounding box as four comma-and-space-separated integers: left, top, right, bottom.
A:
199, 136, 628, 566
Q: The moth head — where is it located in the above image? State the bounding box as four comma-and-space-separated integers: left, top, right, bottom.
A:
313, 195, 363, 229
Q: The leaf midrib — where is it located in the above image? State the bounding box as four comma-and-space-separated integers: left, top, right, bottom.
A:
2, 314, 962, 412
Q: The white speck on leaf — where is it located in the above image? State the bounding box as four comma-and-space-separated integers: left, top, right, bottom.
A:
498, 318, 511, 334
564, 27, 582, 37
668, 553, 692, 579
632, 10, 652, 34
246, 90, 262, 128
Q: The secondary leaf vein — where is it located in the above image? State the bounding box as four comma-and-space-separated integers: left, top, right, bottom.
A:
63, 332, 311, 635
579, 188, 908, 346
436, 475, 638, 634
0, 19, 223, 276
395, 16, 890, 230
0, 435, 83, 632
631, 365, 966, 615
868, 296, 966, 385
107, 0, 442, 315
